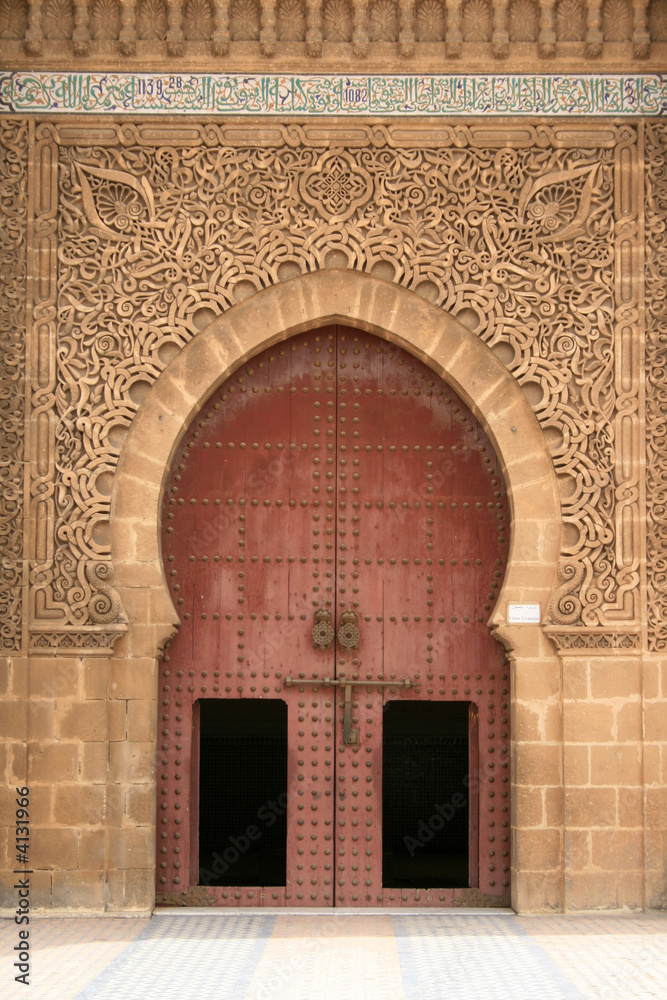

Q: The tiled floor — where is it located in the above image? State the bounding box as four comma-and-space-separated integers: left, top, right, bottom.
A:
1, 910, 666, 1000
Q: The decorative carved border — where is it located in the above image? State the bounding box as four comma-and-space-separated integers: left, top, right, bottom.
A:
544, 627, 641, 652
646, 123, 667, 652
20, 118, 642, 652
0, 119, 28, 652
0, 71, 666, 117
0, 0, 663, 71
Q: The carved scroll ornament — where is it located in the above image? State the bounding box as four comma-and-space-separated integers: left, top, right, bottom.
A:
22, 119, 641, 649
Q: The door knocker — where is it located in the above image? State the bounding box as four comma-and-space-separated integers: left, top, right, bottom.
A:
312, 607, 335, 650
338, 607, 360, 650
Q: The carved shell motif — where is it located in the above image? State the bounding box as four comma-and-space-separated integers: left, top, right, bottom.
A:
509, 0, 538, 41
277, 0, 306, 39
75, 162, 156, 240
91, 0, 121, 39
0, 0, 27, 38
322, 0, 352, 41
416, 0, 445, 41
370, 0, 398, 40
43, 0, 73, 37
517, 164, 598, 242
461, 0, 492, 41
184, 0, 213, 39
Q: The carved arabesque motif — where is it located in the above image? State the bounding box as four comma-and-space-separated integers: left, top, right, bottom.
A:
0, 118, 27, 651
646, 123, 667, 651
27, 121, 638, 642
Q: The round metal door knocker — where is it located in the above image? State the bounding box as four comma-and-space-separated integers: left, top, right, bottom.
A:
312, 607, 334, 650
338, 608, 360, 650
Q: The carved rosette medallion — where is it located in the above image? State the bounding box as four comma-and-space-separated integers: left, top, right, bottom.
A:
300, 149, 374, 222
16, 119, 644, 652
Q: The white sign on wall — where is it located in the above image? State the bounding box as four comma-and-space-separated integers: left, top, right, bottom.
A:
507, 603, 541, 624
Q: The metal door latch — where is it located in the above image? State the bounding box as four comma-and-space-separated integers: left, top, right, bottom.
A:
284, 674, 415, 746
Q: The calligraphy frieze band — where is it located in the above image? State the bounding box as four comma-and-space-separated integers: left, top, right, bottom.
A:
0, 72, 666, 117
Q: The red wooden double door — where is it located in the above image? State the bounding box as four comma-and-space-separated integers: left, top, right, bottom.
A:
158, 326, 510, 907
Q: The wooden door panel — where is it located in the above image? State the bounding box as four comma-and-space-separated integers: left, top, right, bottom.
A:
334, 327, 509, 907
158, 324, 510, 908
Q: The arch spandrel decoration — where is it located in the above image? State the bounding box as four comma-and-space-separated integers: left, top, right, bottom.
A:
110, 270, 560, 657
20, 118, 643, 654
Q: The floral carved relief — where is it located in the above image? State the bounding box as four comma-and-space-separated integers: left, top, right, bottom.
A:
0, 119, 27, 652
20, 120, 642, 650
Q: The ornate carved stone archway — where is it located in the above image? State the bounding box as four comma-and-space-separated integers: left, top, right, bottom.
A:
110, 269, 560, 658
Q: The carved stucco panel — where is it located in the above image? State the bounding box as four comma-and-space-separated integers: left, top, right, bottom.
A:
0, 118, 28, 651
25, 120, 642, 650
646, 122, 667, 651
